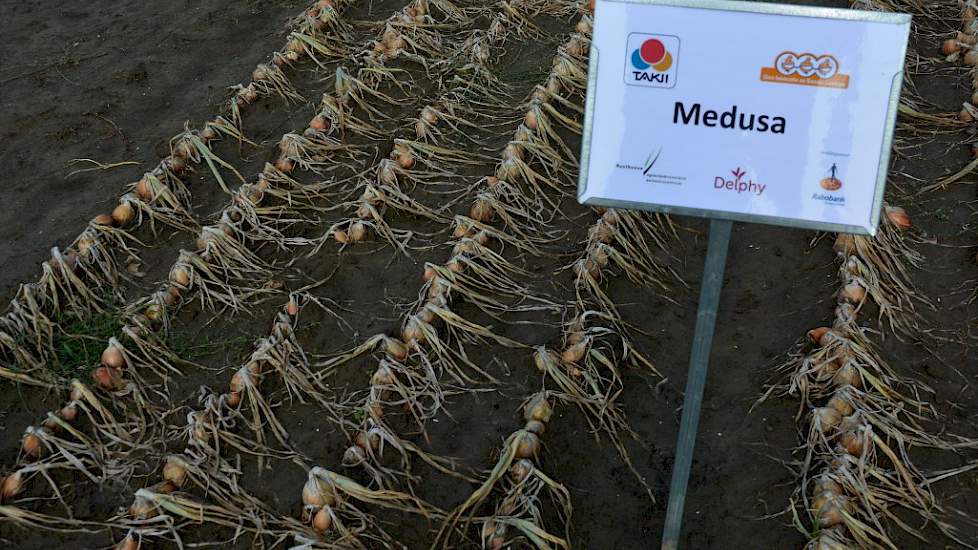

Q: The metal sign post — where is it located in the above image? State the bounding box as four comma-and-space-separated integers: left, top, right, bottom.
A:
578, 0, 910, 548
660, 218, 731, 550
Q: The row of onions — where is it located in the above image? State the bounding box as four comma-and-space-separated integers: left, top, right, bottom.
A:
944, 1, 978, 123
287, 3, 608, 547
0, 0, 428, 532
0, 0, 359, 387
762, 208, 978, 549
111, 300, 322, 549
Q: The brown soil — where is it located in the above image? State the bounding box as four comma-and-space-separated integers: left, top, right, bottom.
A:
0, 1, 976, 550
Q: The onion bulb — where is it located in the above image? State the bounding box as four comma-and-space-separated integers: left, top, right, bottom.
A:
312, 506, 333, 533
333, 229, 349, 244
161, 457, 187, 487
396, 151, 414, 170
813, 474, 843, 497
129, 495, 158, 519
310, 115, 330, 132
230, 366, 258, 393
943, 39, 961, 55
287, 297, 300, 316
965, 49, 978, 66
883, 205, 910, 229
59, 402, 79, 423
302, 474, 337, 507
576, 17, 592, 35
826, 394, 853, 416
839, 281, 866, 304
509, 458, 534, 483
469, 198, 493, 222
561, 340, 588, 364
421, 106, 439, 124
524, 393, 553, 423
101, 344, 125, 369
275, 156, 295, 174
170, 265, 191, 287
382, 337, 408, 361
514, 430, 541, 459
832, 234, 856, 256
93, 214, 115, 227
21, 432, 41, 458
355, 430, 381, 452
813, 492, 852, 528
112, 202, 136, 226
1, 470, 23, 501
833, 363, 862, 389
349, 221, 369, 242
342, 445, 366, 466
93, 366, 125, 391
524, 109, 538, 130
812, 406, 842, 433
524, 419, 546, 435
371, 364, 395, 386
533, 348, 559, 372
226, 391, 242, 408
838, 430, 867, 456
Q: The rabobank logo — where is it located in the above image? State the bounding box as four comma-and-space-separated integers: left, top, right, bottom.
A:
625, 33, 680, 88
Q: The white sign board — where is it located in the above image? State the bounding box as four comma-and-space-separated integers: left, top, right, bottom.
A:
578, 0, 910, 235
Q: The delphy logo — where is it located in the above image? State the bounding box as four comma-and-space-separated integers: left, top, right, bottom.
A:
625, 33, 679, 88
760, 51, 850, 89
714, 167, 766, 196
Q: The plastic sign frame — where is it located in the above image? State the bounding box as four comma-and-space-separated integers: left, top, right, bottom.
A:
578, 0, 911, 235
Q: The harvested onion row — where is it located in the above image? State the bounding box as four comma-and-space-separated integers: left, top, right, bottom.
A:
293, 466, 445, 547
433, 392, 572, 549
0, 0, 361, 378
830, 204, 926, 339
0, 379, 140, 514
761, 206, 978, 549
113, 299, 326, 547
942, 1, 978, 122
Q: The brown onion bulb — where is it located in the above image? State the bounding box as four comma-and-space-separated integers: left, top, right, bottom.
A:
561, 340, 588, 364
382, 337, 408, 361
524, 419, 546, 435
170, 265, 191, 287
833, 233, 856, 256
226, 391, 242, 408
93, 214, 115, 227
355, 430, 381, 451
112, 202, 136, 226
839, 281, 866, 304
884, 205, 910, 229
833, 363, 862, 389
812, 406, 842, 433
101, 344, 125, 369
509, 459, 534, 483
1, 470, 24, 501
93, 366, 124, 391
129, 495, 158, 519
312, 505, 333, 532
302, 475, 337, 507
469, 198, 494, 222
21, 432, 41, 458
525, 394, 553, 424
826, 394, 853, 416
371, 364, 395, 386
943, 39, 961, 55
349, 221, 369, 242
161, 456, 188, 487
514, 430, 541, 459
59, 402, 79, 423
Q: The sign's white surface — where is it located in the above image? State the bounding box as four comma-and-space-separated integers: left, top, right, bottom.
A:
579, 0, 910, 234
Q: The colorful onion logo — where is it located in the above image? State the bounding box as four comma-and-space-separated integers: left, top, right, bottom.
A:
631, 39, 672, 72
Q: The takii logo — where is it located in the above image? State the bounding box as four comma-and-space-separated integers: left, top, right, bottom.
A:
625, 33, 679, 88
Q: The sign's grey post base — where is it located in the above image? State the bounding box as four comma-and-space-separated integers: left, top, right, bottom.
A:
660, 218, 733, 550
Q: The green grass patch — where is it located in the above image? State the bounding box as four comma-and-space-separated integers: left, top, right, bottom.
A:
51, 311, 124, 379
